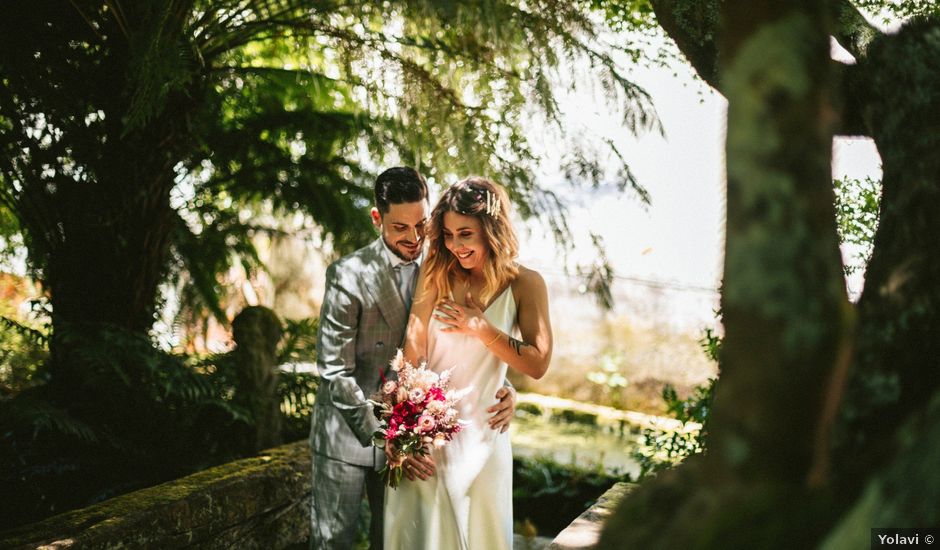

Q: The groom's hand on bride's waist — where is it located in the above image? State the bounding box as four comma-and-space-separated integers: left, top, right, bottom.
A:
403, 454, 436, 481
487, 386, 516, 433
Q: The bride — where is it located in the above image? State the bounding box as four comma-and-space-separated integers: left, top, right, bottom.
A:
384, 177, 554, 550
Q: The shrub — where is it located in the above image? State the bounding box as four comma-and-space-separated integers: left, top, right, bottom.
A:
631, 378, 715, 479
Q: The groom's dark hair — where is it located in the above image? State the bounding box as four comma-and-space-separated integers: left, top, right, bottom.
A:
374, 166, 429, 214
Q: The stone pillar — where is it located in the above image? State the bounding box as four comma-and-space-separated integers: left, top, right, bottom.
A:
232, 306, 284, 452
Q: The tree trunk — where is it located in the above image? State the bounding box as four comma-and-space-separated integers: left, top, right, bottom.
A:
833, 18, 940, 499
599, 1, 847, 546
598, 4, 940, 545
30, 3, 198, 394
45, 111, 182, 395
712, 0, 846, 487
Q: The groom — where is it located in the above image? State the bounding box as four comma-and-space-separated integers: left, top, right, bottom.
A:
309, 167, 516, 550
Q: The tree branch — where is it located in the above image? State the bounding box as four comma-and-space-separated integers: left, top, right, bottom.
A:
651, 0, 874, 138
830, 0, 882, 61
650, 0, 721, 91
834, 61, 871, 137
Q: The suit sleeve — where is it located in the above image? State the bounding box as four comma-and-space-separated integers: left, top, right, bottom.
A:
317, 263, 379, 447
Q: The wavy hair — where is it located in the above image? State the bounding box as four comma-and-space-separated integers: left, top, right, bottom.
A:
422, 177, 519, 305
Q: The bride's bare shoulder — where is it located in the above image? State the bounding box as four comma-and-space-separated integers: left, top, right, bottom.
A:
511, 265, 547, 295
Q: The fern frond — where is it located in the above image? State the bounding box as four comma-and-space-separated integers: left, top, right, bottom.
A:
0, 315, 49, 348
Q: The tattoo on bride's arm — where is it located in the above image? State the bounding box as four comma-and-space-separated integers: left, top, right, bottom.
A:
508, 337, 529, 356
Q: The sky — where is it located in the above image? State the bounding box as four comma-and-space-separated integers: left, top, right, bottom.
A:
512, 33, 884, 330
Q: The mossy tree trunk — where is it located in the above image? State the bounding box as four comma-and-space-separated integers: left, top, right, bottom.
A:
833, 18, 940, 498
713, 0, 847, 488
598, 0, 940, 546
599, 1, 852, 547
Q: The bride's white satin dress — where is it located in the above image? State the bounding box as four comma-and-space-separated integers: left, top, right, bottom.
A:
384, 286, 516, 550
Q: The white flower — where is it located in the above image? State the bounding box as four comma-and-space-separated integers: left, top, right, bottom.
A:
409, 387, 426, 403
433, 434, 447, 448
382, 380, 398, 394
414, 370, 438, 391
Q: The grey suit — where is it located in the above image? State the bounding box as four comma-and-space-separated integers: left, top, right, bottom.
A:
309, 237, 413, 550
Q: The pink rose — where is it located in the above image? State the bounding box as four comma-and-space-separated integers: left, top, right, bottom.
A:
416, 414, 436, 433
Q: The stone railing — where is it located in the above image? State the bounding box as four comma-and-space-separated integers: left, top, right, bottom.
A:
0, 441, 311, 550
1, 439, 633, 550
548, 482, 634, 550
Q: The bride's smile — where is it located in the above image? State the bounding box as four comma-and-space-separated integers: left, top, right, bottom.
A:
442, 211, 489, 274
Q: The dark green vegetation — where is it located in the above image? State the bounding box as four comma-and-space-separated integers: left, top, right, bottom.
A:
596, 1, 940, 548
0, 310, 317, 529
513, 455, 632, 537
511, 376, 714, 537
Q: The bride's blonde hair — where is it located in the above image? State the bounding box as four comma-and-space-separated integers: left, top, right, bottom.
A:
422, 177, 518, 305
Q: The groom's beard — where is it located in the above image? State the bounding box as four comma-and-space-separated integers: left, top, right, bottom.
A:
385, 235, 424, 262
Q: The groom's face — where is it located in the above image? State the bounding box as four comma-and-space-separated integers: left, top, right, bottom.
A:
371, 200, 429, 261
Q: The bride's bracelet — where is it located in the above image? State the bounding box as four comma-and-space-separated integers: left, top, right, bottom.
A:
483, 331, 501, 347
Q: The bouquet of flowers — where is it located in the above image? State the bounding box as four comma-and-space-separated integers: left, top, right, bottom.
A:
370, 350, 467, 488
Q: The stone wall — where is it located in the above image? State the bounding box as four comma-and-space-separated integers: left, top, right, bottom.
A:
549, 482, 634, 550
1, 438, 633, 550
0, 441, 311, 549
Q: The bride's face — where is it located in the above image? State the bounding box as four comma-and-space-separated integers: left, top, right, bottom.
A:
442, 211, 489, 274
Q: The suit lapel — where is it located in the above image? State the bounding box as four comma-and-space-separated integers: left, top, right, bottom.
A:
364, 238, 406, 331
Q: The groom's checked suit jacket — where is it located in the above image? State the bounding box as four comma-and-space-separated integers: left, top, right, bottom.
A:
310, 237, 414, 467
